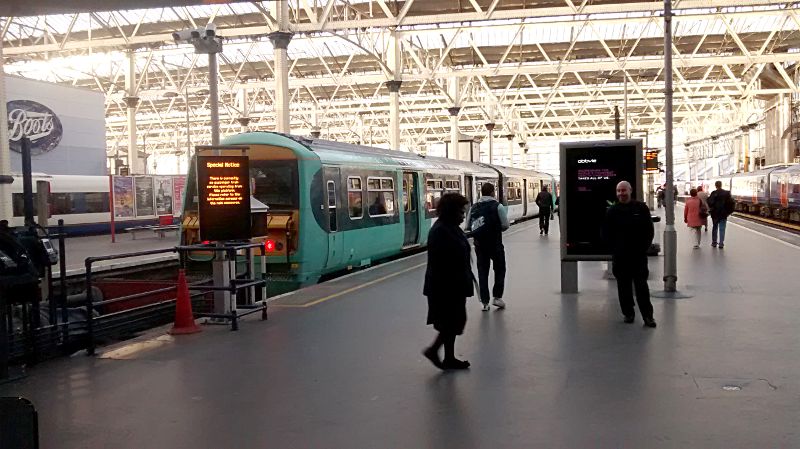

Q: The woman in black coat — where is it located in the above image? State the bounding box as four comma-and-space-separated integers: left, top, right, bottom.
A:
422, 193, 474, 370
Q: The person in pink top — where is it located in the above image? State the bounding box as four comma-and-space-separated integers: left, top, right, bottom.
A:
684, 188, 705, 249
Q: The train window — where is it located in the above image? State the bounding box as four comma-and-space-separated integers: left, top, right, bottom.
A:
426, 179, 444, 211
14, 192, 110, 217
347, 177, 363, 219
367, 177, 395, 217
250, 160, 299, 209
327, 181, 337, 208
445, 180, 460, 191
506, 182, 516, 201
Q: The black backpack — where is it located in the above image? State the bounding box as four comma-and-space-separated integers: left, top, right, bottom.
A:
469, 200, 501, 242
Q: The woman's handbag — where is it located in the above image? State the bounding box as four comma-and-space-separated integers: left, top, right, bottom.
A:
699, 202, 709, 220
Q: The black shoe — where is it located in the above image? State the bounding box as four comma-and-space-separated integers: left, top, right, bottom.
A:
623, 315, 635, 324
422, 347, 443, 370
643, 318, 657, 328
540, 229, 544, 235
442, 358, 470, 370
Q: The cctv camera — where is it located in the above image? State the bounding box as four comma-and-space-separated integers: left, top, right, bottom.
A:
205, 23, 217, 37
172, 28, 202, 42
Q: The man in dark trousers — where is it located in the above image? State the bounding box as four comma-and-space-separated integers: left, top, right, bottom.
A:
468, 183, 509, 311
535, 185, 554, 235
707, 180, 735, 249
602, 181, 656, 328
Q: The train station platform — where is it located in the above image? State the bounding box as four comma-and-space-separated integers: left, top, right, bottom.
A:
2, 210, 798, 448
56, 233, 177, 275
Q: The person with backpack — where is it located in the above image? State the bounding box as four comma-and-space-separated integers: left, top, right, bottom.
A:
535, 185, 554, 235
468, 182, 510, 311
707, 180, 735, 249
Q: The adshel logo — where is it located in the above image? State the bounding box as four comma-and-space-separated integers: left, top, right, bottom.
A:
7, 100, 64, 156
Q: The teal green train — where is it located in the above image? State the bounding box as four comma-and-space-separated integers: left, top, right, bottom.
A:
181, 132, 557, 293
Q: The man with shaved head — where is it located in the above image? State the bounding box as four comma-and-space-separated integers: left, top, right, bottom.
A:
602, 180, 656, 328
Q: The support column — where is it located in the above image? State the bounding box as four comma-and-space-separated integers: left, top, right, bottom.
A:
662, 0, 677, 292
386, 80, 402, 150
125, 50, 139, 173
0, 39, 11, 218
268, 31, 293, 134
237, 88, 250, 132
387, 30, 403, 151
448, 107, 461, 160
485, 122, 496, 164
505, 134, 514, 166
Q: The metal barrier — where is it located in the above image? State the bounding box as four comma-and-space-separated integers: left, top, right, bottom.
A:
176, 242, 268, 332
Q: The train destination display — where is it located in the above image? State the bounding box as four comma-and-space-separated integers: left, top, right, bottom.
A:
645, 149, 659, 173
196, 155, 251, 242
560, 139, 642, 260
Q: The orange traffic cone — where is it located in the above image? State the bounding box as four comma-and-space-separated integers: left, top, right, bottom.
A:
169, 269, 202, 335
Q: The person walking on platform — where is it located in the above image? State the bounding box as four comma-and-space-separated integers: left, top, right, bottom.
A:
707, 180, 735, 249
684, 188, 706, 249
697, 186, 710, 232
468, 183, 509, 311
535, 185, 554, 235
602, 181, 657, 328
423, 193, 474, 370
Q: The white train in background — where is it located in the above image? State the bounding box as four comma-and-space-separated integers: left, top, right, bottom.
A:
6, 174, 182, 235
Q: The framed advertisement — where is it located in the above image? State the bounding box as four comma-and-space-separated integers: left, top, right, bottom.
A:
134, 176, 155, 217
154, 176, 174, 216
559, 139, 643, 261
112, 176, 134, 218
173, 176, 186, 216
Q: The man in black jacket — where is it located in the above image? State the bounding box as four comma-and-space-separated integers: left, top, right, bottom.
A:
707, 180, 734, 249
602, 181, 656, 328
535, 186, 554, 235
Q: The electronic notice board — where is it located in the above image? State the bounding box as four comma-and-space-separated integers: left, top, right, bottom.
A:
560, 139, 643, 261
645, 150, 659, 173
196, 155, 251, 242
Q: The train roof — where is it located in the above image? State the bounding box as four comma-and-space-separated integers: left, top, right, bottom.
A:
764, 163, 800, 175
223, 131, 553, 179
729, 164, 795, 178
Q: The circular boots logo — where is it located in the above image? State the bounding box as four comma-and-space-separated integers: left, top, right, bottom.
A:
7, 100, 63, 155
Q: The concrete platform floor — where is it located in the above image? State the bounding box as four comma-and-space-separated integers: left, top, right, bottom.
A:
2, 210, 799, 448
56, 232, 177, 275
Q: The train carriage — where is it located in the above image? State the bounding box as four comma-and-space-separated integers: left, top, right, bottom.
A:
180, 132, 554, 292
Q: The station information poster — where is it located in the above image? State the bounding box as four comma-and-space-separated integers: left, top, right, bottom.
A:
196, 155, 251, 242
560, 139, 642, 260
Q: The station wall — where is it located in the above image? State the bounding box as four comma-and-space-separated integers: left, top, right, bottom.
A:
5, 75, 106, 176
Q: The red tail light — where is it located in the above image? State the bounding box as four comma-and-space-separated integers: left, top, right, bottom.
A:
265, 240, 276, 252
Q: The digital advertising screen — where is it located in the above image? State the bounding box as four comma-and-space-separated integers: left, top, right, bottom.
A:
560, 140, 642, 261
196, 155, 251, 242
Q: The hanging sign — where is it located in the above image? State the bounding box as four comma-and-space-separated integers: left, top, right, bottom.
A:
7, 100, 64, 155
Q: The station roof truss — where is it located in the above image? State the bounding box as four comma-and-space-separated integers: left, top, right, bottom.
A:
2, 0, 799, 162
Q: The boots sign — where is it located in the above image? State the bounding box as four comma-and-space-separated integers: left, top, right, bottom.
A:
6, 100, 64, 155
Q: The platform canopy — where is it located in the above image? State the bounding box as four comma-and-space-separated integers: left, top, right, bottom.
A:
2, 0, 798, 164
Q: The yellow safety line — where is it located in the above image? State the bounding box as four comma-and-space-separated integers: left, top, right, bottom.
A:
301, 262, 428, 307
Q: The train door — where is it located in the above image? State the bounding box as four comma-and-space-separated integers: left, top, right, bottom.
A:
324, 167, 344, 269
464, 175, 474, 204
402, 171, 420, 247
522, 179, 528, 216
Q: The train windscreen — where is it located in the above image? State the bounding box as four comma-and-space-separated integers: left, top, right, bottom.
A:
250, 160, 299, 209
